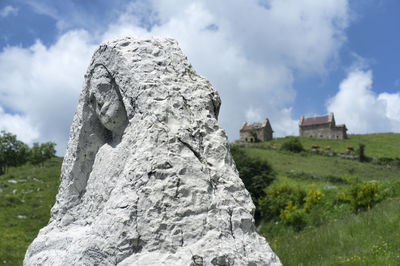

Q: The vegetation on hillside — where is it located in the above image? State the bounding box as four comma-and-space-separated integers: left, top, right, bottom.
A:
0, 131, 29, 175
0, 131, 56, 175
257, 133, 400, 161
1, 133, 400, 265
279, 136, 304, 153
0, 157, 62, 265
230, 145, 275, 219
232, 134, 400, 265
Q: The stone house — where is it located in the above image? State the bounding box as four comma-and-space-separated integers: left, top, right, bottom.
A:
299, 112, 347, 139
240, 119, 273, 142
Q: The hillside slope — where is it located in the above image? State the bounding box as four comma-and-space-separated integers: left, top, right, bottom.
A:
261, 133, 400, 159
239, 133, 400, 265
0, 158, 61, 265
1, 134, 400, 265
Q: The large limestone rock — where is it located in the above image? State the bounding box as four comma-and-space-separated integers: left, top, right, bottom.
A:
24, 37, 281, 266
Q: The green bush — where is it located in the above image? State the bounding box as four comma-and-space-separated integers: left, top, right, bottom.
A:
304, 190, 324, 212
337, 179, 388, 211
259, 184, 325, 230
349, 181, 384, 210
258, 184, 306, 221
230, 145, 275, 214
280, 137, 304, 153
280, 201, 307, 231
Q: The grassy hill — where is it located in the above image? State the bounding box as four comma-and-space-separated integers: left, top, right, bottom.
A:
239, 133, 400, 265
0, 158, 62, 265
260, 133, 400, 160
1, 133, 400, 265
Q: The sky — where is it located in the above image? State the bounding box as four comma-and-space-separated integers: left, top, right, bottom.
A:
0, 0, 400, 154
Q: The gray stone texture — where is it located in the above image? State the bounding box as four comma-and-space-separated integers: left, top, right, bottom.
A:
24, 37, 281, 266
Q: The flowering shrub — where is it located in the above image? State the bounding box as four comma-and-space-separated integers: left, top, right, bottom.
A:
279, 201, 306, 231
258, 184, 306, 220
259, 184, 324, 230
337, 179, 388, 211
349, 180, 383, 210
304, 190, 324, 212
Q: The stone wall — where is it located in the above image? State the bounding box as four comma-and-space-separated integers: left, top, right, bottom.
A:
330, 126, 347, 139
299, 124, 346, 139
240, 128, 272, 142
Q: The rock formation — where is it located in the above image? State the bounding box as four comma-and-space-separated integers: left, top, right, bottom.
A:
24, 37, 281, 266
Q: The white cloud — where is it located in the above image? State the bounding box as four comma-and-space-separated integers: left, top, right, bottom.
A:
271, 108, 299, 137
0, 30, 96, 153
0, 107, 39, 143
0, 5, 18, 17
246, 107, 263, 122
378, 93, 400, 123
245, 106, 297, 137
327, 68, 400, 134
0, 0, 350, 154
102, 0, 349, 139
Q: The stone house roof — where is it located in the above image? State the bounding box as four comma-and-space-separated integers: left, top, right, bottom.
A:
299, 112, 348, 130
300, 114, 330, 126
240, 122, 263, 131
299, 112, 336, 127
240, 119, 273, 132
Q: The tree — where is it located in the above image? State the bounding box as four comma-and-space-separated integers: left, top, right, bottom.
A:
230, 145, 275, 219
30, 142, 42, 166
0, 130, 57, 174
30, 142, 57, 167
12, 141, 29, 167
41, 142, 56, 161
0, 131, 30, 174
280, 137, 304, 153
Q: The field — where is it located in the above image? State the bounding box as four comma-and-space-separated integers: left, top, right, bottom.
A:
1, 133, 400, 265
241, 133, 400, 265
0, 158, 61, 265
260, 133, 400, 160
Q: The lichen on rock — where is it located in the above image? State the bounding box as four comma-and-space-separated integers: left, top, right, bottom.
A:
24, 37, 281, 266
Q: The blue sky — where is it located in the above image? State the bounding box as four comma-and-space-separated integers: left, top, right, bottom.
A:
0, 0, 399, 154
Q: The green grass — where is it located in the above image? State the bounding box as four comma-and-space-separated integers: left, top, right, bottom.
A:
237, 134, 400, 265
246, 148, 400, 182
1, 133, 400, 265
0, 158, 61, 265
257, 133, 400, 160
262, 199, 400, 265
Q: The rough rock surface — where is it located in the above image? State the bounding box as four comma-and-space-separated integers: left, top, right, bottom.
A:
24, 37, 281, 266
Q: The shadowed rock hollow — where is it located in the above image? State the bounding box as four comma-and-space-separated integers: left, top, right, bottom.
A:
24, 37, 281, 266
